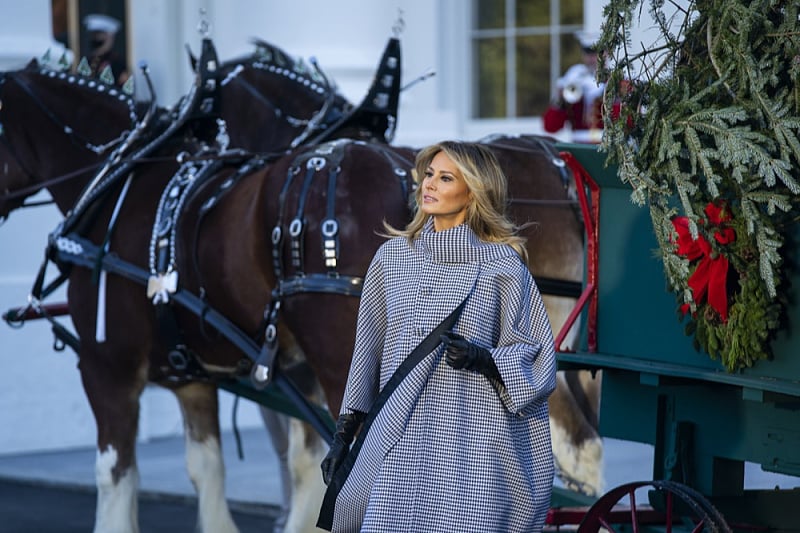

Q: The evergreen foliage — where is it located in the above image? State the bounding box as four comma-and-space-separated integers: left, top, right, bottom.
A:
598, 1, 800, 371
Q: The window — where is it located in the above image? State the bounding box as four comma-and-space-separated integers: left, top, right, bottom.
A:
51, 0, 130, 85
472, 0, 584, 119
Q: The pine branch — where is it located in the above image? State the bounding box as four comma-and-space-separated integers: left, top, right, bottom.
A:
597, 0, 800, 371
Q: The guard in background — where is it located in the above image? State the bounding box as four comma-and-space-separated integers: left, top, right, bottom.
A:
543, 32, 605, 144
83, 14, 129, 86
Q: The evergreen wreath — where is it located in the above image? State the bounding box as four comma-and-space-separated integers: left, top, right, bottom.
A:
597, 1, 800, 371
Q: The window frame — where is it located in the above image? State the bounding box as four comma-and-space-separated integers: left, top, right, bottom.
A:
466, 0, 585, 126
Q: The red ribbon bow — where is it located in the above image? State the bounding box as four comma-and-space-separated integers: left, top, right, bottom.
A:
672, 203, 735, 322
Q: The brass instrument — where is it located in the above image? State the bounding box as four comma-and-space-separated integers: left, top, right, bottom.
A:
559, 68, 596, 105
562, 82, 583, 104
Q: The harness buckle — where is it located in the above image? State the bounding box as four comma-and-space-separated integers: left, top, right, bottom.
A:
321, 219, 338, 237
271, 226, 282, 244
307, 156, 326, 171
289, 218, 303, 237
168, 347, 189, 370
265, 323, 277, 343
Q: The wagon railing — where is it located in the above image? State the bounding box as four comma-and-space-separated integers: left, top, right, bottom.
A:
554, 146, 600, 353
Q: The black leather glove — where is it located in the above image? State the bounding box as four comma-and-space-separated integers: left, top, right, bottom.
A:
440, 330, 502, 383
320, 410, 366, 485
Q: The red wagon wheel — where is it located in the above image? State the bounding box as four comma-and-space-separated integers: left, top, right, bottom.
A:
577, 480, 732, 533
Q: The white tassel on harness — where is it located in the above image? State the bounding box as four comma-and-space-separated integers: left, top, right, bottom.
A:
96, 174, 134, 343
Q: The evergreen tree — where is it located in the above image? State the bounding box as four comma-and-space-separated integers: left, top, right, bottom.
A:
598, 1, 800, 370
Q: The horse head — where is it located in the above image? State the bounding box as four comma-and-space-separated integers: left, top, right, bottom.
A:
216, 38, 354, 154
215, 34, 403, 154
0, 58, 139, 215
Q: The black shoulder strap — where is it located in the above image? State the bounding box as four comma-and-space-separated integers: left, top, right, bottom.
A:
317, 297, 467, 530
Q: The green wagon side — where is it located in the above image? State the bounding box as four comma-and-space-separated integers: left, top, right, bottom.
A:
555, 142, 800, 531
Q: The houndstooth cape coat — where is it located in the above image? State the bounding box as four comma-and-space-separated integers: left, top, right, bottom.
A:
329, 222, 557, 533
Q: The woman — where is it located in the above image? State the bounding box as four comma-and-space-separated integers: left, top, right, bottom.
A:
318, 141, 556, 532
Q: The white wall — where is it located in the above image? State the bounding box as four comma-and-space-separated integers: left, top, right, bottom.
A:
0, 0, 69, 69
126, 0, 452, 146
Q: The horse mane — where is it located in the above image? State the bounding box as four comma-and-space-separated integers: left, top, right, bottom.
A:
215, 38, 334, 98
12, 58, 140, 127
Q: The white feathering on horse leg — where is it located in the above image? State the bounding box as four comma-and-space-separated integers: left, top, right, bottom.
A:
185, 434, 239, 533
284, 418, 327, 533
543, 295, 605, 496
259, 407, 292, 533
94, 445, 140, 533
549, 417, 605, 497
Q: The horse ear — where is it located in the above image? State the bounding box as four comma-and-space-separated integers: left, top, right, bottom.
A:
326, 37, 402, 143
185, 43, 198, 72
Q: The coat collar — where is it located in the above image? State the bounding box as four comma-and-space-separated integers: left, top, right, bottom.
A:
417, 218, 518, 264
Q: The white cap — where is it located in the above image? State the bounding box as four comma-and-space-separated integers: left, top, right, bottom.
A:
575, 31, 600, 52
84, 14, 121, 34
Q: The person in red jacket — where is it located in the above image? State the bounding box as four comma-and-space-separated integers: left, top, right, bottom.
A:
543, 33, 605, 144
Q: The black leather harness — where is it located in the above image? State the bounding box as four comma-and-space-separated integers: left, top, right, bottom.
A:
252, 138, 413, 387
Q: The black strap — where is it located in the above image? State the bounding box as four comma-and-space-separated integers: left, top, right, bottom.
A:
317, 297, 467, 530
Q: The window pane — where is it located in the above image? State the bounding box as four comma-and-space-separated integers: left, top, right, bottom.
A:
560, 0, 583, 25
517, 0, 550, 27
475, 0, 505, 29
560, 32, 583, 74
516, 35, 551, 117
474, 37, 506, 118
471, 0, 587, 119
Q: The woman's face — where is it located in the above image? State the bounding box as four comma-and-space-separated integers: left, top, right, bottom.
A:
421, 151, 471, 232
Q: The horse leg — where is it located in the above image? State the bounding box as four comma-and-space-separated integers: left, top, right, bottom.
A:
565, 368, 601, 431
259, 406, 292, 533
548, 372, 604, 496
273, 352, 328, 533
173, 382, 239, 533
78, 352, 146, 533
542, 294, 605, 497
284, 418, 327, 533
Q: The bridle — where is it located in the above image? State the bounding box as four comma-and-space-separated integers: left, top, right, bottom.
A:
1, 69, 137, 154
0, 67, 138, 211
219, 49, 351, 150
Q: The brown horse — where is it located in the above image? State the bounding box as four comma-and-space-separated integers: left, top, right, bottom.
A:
0, 37, 406, 532
138, 132, 599, 528
0, 59, 244, 531
0, 62, 141, 217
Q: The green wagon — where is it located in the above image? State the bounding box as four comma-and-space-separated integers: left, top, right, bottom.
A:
549, 142, 800, 531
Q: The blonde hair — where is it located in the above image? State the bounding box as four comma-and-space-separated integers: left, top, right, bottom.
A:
384, 140, 528, 261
